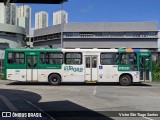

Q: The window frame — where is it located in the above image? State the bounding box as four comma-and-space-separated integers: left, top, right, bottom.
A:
40, 52, 46, 64
65, 52, 82, 65
7, 52, 25, 64
40, 52, 63, 65
100, 52, 119, 65
119, 53, 137, 65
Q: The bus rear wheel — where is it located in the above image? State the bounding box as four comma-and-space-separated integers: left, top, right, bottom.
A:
48, 74, 61, 86
119, 75, 131, 86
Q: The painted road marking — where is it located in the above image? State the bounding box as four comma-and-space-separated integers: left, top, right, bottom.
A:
93, 86, 97, 95
25, 100, 55, 120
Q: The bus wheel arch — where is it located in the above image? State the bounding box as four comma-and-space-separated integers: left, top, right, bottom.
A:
48, 73, 62, 86
119, 73, 132, 86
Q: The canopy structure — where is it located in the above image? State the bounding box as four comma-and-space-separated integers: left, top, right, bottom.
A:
0, 0, 67, 5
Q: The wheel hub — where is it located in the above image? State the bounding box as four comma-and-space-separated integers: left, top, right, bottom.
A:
52, 77, 58, 82
122, 77, 128, 83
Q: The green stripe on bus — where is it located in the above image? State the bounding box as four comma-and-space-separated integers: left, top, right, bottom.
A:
118, 49, 126, 53
6, 65, 62, 69
118, 65, 130, 71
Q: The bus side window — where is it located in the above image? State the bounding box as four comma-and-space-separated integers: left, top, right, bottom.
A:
120, 53, 127, 64
100, 53, 118, 65
47, 52, 63, 64
40, 52, 45, 64
8, 52, 24, 64
115, 53, 120, 64
129, 53, 136, 64
120, 53, 137, 65
8, 59, 13, 64
41, 59, 45, 64
33, 57, 37, 68
65, 52, 82, 65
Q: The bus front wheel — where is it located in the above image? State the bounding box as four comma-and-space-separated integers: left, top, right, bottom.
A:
119, 75, 131, 86
48, 74, 61, 86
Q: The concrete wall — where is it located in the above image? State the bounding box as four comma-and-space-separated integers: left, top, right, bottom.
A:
0, 23, 25, 34
63, 38, 157, 49
34, 22, 158, 37
0, 34, 24, 48
33, 22, 158, 50
34, 40, 61, 48
0, 23, 25, 58
34, 38, 157, 49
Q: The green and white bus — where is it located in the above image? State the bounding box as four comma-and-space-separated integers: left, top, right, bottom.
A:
4, 48, 152, 86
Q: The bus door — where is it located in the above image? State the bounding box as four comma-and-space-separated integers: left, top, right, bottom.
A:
139, 57, 150, 81
85, 56, 98, 82
26, 56, 38, 81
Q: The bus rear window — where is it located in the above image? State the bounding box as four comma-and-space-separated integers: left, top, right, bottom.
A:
8, 52, 24, 64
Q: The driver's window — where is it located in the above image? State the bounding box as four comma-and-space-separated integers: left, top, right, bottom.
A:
120, 53, 137, 65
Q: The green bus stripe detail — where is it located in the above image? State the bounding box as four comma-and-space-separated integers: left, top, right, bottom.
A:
4, 48, 63, 80
6, 67, 62, 69
118, 49, 126, 53
38, 65, 61, 69
118, 65, 130, 71
6, 64, 62, 70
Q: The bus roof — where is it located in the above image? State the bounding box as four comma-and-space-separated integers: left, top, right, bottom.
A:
5, 48, 150, 53
5, 48, 62, 52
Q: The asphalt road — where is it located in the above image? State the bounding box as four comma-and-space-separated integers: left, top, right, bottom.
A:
0, 80, 160, 120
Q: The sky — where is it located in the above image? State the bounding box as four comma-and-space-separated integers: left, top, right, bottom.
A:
17, 0, 160, 28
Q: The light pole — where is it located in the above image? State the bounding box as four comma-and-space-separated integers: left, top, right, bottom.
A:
61, 3, 64, 48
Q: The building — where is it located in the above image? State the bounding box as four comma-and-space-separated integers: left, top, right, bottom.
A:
26, 28, 34, 47
53, 10, 68, 25
35, 11, 48, 29
34, 22, 158, 51
0, 23, 25, 71
0, 23, 25, 54
17, 5, 31, 36
0, 3, 17, 25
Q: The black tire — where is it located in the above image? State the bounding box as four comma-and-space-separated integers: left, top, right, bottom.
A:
48, 74, 61, 85
119, 75, 132, 86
